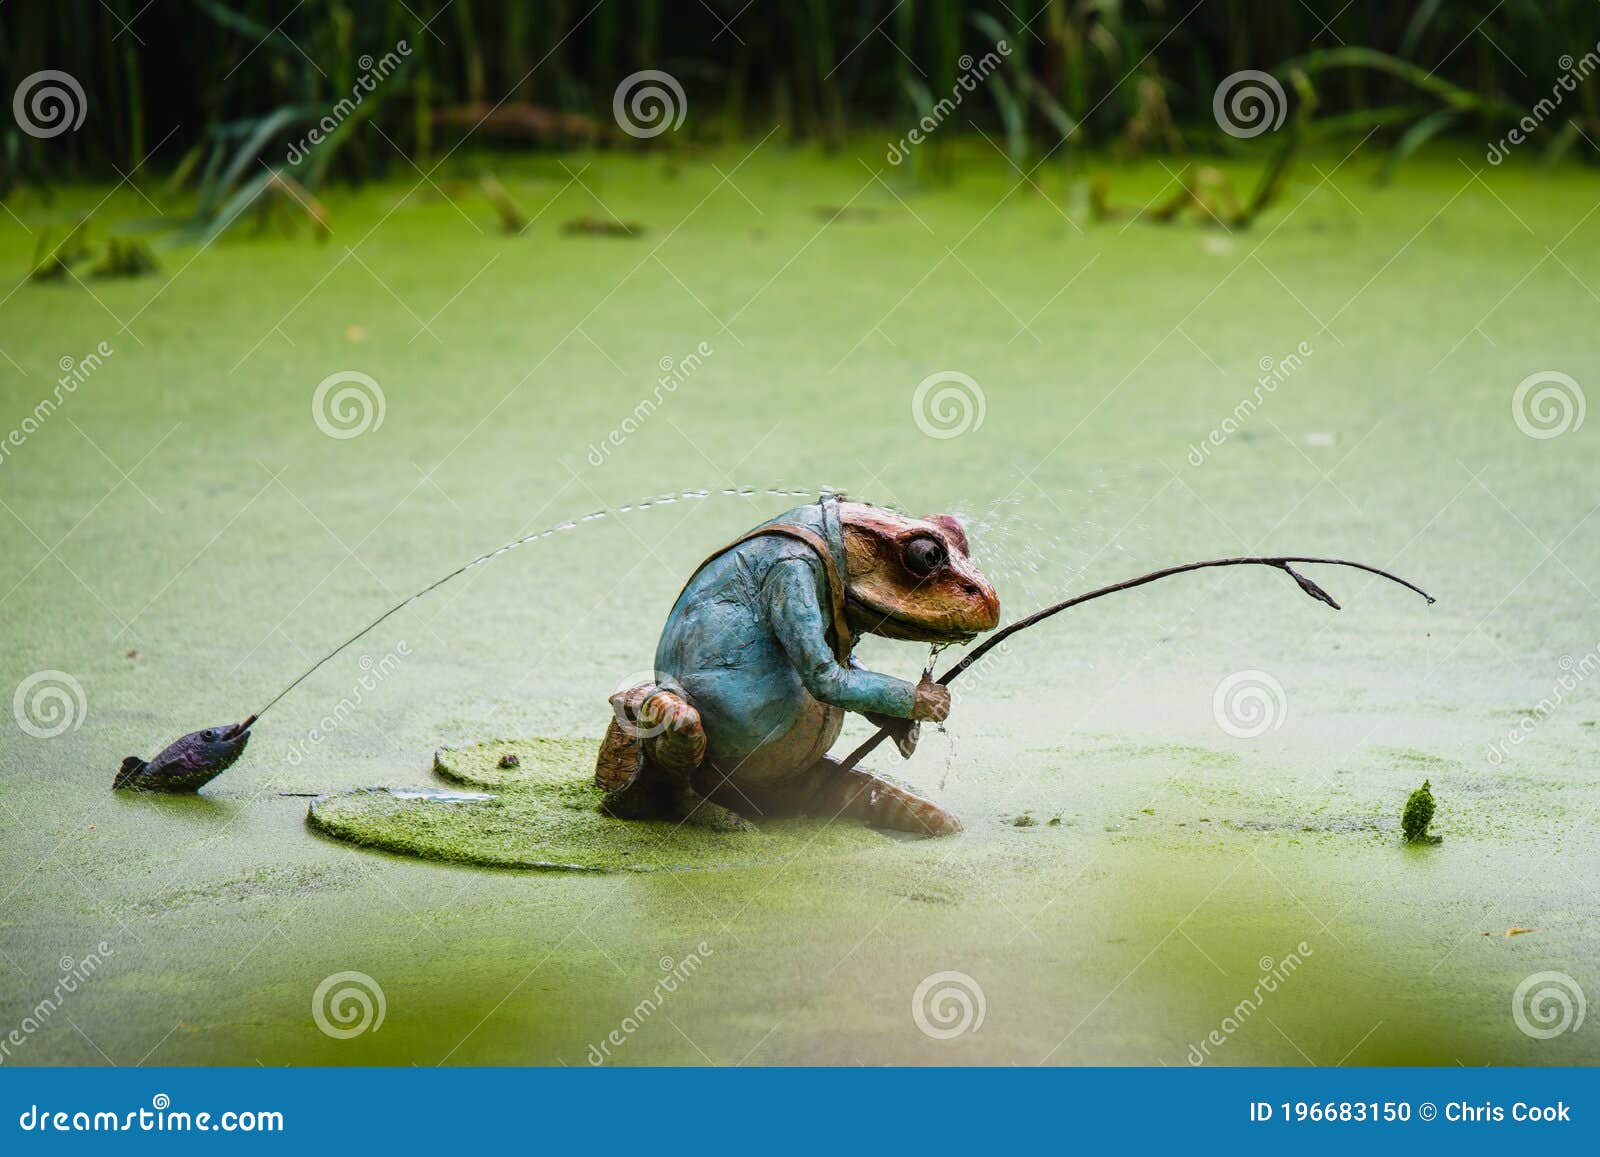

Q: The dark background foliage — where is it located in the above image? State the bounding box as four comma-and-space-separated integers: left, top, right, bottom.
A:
3, 1, 1596, 187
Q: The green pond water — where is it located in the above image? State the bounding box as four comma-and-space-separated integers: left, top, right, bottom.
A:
1, 141, 1597, 1066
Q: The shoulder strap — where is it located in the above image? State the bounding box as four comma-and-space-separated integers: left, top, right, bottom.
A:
673, 523, 854, 661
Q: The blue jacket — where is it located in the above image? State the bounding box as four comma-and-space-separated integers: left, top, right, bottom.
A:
654, 501, 917, 787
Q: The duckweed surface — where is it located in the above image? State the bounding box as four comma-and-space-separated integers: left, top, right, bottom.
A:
3, 144, 1598, 1065
308, 737, 886, 871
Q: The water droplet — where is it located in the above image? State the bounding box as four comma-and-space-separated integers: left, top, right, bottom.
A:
938, 724, 958, 792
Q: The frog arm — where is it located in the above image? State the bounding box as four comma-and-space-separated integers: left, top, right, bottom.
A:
850, 656, 922, 759
764, 558, 918, 718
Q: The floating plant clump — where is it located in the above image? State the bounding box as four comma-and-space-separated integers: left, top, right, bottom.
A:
1402, 779, 1440, 845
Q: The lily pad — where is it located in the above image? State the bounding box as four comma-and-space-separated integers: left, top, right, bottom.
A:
387, 787, 494, 802
306, 737, 886, 872
433, 737, 594, 789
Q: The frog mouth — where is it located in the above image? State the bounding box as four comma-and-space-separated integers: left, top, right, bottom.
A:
845, 594, 982, 644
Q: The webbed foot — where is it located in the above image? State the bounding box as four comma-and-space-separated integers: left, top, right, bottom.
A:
805, 757, 962, 836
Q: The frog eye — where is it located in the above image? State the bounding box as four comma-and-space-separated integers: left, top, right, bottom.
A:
201, 729, 217, 742
904, 536, 947, 577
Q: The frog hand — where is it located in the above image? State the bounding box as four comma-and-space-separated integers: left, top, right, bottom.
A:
861, 711, 920, 759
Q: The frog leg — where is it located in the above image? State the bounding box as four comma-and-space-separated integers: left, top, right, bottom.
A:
597, 684, 754, 832
639, 690, 757, 832
636, 688, 706, 774
803, 756, 962, 836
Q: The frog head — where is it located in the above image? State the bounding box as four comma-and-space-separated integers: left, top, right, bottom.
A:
839, 503, 1001, 644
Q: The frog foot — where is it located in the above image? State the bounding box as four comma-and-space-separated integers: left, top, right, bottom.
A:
598, 682, 748, 831
595, 682, 706, 799
806, 758, 962, 837
636, 688, 706, 772
672, 785, 758, 833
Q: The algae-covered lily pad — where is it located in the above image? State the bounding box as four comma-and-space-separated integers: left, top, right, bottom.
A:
306, 737, 885, 872
433, 737, 592, 790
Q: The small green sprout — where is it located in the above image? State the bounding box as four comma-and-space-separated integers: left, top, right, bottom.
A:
1402, 779, 1439, 844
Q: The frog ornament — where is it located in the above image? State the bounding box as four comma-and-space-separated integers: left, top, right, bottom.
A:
596, 495, 1000, 836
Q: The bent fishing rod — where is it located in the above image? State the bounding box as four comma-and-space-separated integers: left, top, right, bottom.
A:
837, 556, 1435, 774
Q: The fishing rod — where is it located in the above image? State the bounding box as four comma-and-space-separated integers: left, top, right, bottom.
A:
837, 556, 1434, 774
